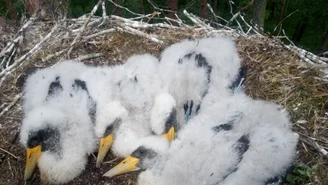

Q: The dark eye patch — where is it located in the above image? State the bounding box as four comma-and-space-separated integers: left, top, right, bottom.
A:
103, 118, 121, 137
164, 108, 178, 133
27, 135, 41, 148
27, 126, 60, 152
131, 146, 157, 160
104, 125, 114, 137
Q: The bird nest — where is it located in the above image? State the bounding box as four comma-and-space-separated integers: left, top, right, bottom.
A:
0, 1, 327, 184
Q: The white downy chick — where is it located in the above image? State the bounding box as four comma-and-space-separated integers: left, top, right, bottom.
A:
20, 78, 97, 184
105, 93, 299, 185
151, 36, 243, 137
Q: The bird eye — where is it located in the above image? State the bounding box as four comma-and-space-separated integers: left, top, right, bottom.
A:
132, 146, 147, 158
106, 125, 113, 132
27, 135, 40, 148
138, 148, 145, 155
104, 125, 114, 137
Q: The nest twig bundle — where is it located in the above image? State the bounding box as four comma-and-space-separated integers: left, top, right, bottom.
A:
0, 0, 327, 184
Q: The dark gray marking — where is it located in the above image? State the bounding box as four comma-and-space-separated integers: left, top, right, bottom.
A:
220, 135, 250, 182
183, 101, 188, 115
73, 79, 97, 124
212, 124, 233, 132
73, 79, 88, 91
212, 113, 243, 132
189, 100, 193, 116
264, 176, 281, 185
131, 146, 157, 170
184, 52, 195, 59
164, 108, 178, 133
230, 66, 248, 90
194, 53, 212, 98
27, 126, 61, 154
47, 76, 63, 99
195, 104, 201, 114
88, 99, 97, 124
178, 52, 195, 64
235, 135, 250, 155
103, 118, 121, 137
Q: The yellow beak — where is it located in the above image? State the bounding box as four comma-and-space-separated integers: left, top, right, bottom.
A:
103, 155, 140, 178
24, 145, 42, 180
96, 133, 114, 168
162, 126, 176, 143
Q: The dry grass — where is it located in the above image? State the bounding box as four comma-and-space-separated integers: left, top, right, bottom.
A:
0, 21, 327, 185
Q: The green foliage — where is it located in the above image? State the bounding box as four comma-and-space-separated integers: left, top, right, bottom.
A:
69, 0, 99, 17
0, 0, 25, 19
0, 0, 327, 53
285, 165, 313, 184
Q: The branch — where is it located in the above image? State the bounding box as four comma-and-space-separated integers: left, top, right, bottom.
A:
112, 15, 181, 29
121, 26, 163, 43
300, 137, 328, 161
183, 10, 212, 29
0, 147, 18, 159
206, 3, 228, 23
74, 53, 104, 61
0, 93, 22, 118
83, 28, 116, 40
273, 9, 299, 34
0, 24, 59, 78
67, 0, 103, 57
239, 0, 254, 12
108, 0, 143, 16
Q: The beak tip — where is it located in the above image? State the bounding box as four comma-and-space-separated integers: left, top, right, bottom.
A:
96, 156, 105, 168
24, 174, 31, 181
102, 171, 113, 178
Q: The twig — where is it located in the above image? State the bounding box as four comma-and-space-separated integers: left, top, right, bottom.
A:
42, 49, 68, 62
97, 0, 109, 27
239, 0, 254, 12
183, 10, 212, 30
121, 26, 163, 43
281, 29, 296, 46
108, 0, 143, 16
206, 3, 228, 23
112, 15, 181, 29
103, 156, 120, 164
0, 147, 18, 159
273, 9, 299, 34
83, 28, 116, 40
102, 1, 107, 18
67, 0, 103, 57
0, 93, 22, 118
0, 23, 59, 80
226, 11, 240, 26
7, 159, 14, 177
300, 137, 328, 161
164, 16, 188, 27
74, 53, 104, 61
0, 16, 34, 57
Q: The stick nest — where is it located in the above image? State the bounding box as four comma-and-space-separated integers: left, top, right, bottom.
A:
0, 11, 327, 185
